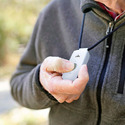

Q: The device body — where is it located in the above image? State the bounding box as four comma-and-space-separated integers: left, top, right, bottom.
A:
62, 48, 90, 81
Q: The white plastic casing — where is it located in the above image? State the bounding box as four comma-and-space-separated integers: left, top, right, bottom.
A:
62, 48, 90, 81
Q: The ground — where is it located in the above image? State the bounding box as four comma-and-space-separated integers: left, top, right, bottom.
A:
0, 79, 50, 125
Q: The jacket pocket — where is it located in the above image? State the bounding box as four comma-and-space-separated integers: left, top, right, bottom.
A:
117, 46, 125, 94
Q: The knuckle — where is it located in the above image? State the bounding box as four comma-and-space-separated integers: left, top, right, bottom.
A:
74, 95, 80, 100
42, 57, 52, 69
58, 98, 65, 103
44, 56, 50, 63
66, 99, 73, 103
55, 57, 62, 63
45, 56, 52, 61
47, 57, 63, 72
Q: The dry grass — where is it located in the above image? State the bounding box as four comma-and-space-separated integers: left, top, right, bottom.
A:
0, 53, 21, 80
0, 1, 51, 125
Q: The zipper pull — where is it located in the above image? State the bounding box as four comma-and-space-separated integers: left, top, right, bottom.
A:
105, 22, 114, 48
106, 21, 114, 35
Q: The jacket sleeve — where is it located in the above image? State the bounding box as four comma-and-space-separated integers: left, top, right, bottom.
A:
10, 12, 58, 109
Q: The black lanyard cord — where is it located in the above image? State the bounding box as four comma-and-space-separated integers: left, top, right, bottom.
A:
78, 13, 86, 49
78, 14, 125, 51
88, 21, 125, 51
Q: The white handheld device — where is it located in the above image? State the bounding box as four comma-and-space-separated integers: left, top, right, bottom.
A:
62, 48, 90, 81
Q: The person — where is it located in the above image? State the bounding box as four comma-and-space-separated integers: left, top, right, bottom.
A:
10, 0, 125, 124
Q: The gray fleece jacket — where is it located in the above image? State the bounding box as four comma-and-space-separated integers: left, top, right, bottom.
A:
10, 0, 125, 125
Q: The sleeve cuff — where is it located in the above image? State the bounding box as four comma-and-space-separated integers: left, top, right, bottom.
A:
35, 64, 57, 101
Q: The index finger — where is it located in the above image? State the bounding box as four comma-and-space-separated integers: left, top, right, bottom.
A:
42, 57, 74, 73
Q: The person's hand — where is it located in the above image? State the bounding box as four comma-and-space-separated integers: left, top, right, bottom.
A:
39, 57, 89, 103
95, 0, 125, 14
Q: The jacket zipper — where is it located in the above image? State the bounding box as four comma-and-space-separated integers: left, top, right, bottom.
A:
96, 22, 114, 125
117, 46, 125, 94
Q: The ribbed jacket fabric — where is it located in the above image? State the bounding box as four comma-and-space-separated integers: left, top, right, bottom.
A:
10, 0, 125, 124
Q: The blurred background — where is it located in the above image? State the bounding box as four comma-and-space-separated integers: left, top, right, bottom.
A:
0, 0, 51, 125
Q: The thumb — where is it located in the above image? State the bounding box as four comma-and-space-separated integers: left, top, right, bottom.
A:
72, 65, 89, 94
78, 65, 89, 83
43, 57, 74, 73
